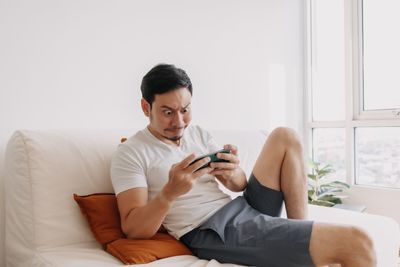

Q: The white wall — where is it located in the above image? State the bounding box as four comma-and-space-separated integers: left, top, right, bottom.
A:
0, 0, 305, 266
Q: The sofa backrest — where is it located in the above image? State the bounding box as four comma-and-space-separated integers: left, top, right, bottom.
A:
4, 129, 267, 252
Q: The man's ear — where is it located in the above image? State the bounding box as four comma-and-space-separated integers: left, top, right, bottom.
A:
141, 98, 151, 117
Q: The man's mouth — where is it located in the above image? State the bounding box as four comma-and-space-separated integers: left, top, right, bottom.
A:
166, 127, 184, 132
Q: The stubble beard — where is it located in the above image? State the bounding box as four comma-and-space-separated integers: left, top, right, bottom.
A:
164, 127, 186, 142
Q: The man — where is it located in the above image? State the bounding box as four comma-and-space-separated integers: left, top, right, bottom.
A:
111, 64, 376, 267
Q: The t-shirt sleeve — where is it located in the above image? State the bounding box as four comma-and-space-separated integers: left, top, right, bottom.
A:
110, 144, 147, 195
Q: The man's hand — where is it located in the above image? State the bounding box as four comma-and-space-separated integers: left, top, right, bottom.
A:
209, 144, 240, 178
161, 153, 213, 202
210, 144, 247, 192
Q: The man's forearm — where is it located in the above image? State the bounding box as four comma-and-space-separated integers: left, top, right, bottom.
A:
216, 168, 247, 192
122, 191, 173, 239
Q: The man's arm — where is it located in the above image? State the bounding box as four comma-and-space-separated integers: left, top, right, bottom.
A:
214, 168, 247, 192
210, 144, 248, 192
116, 187, 173, 239
116, 153, 213, 239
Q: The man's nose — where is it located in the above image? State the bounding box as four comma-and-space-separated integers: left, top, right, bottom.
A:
172, 113, 185, 127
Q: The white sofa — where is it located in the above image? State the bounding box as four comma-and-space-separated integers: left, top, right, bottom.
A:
3, 129, 400, 267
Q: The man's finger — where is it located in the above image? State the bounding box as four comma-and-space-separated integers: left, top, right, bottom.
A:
216, 152, 240, 164
180, 153, 197, 168
187, 156, 211, 173
192, 166, 213, 179
210, 169, 227, 176
224, 144, 238, 155
210, 162, 237, 170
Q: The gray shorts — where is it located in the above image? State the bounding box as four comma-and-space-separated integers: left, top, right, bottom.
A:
180, 174, 315, 267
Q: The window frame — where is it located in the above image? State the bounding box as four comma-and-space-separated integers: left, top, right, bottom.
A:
353, 0, 400, 121
304, 0, 400, 189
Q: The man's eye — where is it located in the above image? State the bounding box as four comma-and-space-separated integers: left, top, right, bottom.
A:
163, 110, 172, 116
182, 108, 190, 113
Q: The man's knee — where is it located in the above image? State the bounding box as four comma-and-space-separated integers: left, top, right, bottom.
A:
337, 226, 376, 266
269, 127, 303, 150
347, 226, 376, 265
310, 223, 376, 266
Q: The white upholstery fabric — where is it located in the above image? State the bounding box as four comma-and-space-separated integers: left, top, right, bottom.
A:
4, 130, 132, 267
4, 129, 400, 267
36, 242, 242, 267
5, 131, 120, 247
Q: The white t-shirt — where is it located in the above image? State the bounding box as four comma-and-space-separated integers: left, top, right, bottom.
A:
110, 125, 232, 239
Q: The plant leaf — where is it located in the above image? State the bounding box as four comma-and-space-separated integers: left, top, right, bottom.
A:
319, 186, 342, 192
332, 195, 348, 199
307, 159, 349, 206
317, 189, 343, 198
309, 199, 335, 207
307, 174, 317, 181
308, 159, 320, 169
320, 164, 333, 171
327, 181, 350, 188
316, 169, 334, 177
318, 195, 343, 204
320, 181, 350, 190
317, 187, 343, 196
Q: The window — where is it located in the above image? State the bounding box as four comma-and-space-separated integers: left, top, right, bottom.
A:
307, 0, 400, 189
312, 128, 346, 182
355, 127, 400, 188
362, 0, 400, 113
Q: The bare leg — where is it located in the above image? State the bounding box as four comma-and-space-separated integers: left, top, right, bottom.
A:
252, 127, 308, 219
310, 223, 376, 267
252, 127, 376, 266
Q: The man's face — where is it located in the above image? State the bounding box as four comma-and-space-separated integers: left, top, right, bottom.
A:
142, 87, 192, 144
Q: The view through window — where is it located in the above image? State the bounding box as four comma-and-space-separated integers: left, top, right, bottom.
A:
309, 0, 400, 189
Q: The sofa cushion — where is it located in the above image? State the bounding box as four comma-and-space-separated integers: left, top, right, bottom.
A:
4, 130, 135, 250
73, 192, 192, 264
73, 193, 125, 245
106, 234, 193, 264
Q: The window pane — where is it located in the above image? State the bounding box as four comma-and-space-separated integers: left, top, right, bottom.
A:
363, 0, 400, 111
312, 128, 346, 182
355, 127, 400, 188
311, 0, 345, 121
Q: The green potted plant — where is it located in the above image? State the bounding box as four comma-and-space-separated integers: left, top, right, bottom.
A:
307, 159, 350, 207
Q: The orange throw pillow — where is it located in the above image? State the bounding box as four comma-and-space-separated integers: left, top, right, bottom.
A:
73, 193, 125, 245
107, 233, 193, 264
73, 193, 192, 264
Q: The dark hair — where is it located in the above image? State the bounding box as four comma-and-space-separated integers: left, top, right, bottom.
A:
140, 64, 193, 105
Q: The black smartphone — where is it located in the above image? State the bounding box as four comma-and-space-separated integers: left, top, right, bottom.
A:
190, 149, 231, 170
